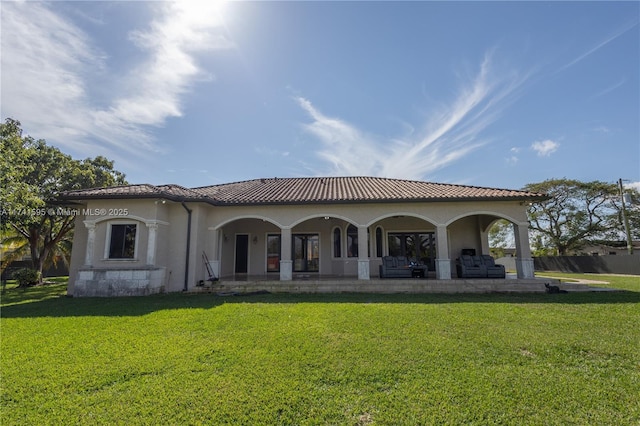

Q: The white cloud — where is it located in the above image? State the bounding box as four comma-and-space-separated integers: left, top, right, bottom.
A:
111, 1, 232, 127
1, 1, 231, 156
297, 52, 530, 179
1, 2, 104, 151
531, 139, 559, 157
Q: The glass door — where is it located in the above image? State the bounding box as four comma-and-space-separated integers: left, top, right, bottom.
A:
293, 234, 319, 272
266, 234, 281, 272
388, 232, 436, 270
235, 234, 249, 273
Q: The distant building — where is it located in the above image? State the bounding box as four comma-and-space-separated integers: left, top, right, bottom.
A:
573, 241, 640, 256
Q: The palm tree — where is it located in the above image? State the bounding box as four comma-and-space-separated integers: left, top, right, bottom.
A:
1, 227, 73, 286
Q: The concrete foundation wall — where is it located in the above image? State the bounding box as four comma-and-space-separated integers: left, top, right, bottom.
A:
73, 267, 166, 297
200, 278, 556, 295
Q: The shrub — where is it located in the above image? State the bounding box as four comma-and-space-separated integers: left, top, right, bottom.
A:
12, 268, 41, 287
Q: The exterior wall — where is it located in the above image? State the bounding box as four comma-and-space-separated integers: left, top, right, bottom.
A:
67, 199, 214, 296
448, 217, 482, 258
67, 214, 88, 295
68, 197, 533, 295
164, 202, 188, 292
208, 201, 526, 230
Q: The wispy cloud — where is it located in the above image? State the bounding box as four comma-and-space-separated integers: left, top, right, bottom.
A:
1, 1, 231, 156
590, 78, 626, 100
109, 1, 232, 127
531, 139, 559, 157
297, 52, 530, 180
1, 2, 104, 152
296, 97, 387, 176
557, 20, 638, 73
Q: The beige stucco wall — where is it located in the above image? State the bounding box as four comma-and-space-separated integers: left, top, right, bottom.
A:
67, 199, 216, 294
67, 197, 532, 295
206, 200, 527, 230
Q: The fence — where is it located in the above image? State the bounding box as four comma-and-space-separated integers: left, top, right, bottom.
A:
534, 255, 640, 275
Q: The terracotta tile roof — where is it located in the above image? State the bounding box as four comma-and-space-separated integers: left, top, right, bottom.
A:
195, 177, 546, 204
61, 177, 547, 205
62, 184, 207, 202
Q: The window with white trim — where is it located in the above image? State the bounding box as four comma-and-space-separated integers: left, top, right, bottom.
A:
108, 224, 137, 259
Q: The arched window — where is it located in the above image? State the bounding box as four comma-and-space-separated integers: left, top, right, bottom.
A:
376, 227, 383, 258
333, 227, 342, 258
347, 225, 358, 258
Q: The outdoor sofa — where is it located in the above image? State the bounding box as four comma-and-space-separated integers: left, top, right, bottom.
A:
379, 256, 414, 278
456, 254, 505, 278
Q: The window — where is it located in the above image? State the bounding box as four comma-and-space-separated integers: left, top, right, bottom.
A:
267, 234, 281, 272
333, 227, 342, 258
347, 225, 358, 258
109, 224, 137, 259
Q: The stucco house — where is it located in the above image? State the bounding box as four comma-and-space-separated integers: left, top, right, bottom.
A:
61, 176, 546, 296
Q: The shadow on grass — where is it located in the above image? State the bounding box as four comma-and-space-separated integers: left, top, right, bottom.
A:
2, 285, 639, 318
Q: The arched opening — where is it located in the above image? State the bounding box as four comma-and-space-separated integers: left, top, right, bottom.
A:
369, 214, 439, 274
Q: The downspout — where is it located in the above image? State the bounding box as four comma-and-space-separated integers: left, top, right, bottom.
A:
181, 202, 192, 292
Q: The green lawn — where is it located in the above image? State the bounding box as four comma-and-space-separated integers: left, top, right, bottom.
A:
2, 276, 639, 425
535, 272, 640, 292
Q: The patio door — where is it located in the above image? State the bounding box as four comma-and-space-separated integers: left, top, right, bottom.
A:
235, 234, 249, 273
388, 232, 436, 270
293, 234, 319, 272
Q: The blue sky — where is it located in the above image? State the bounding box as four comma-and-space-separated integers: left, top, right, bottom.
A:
2, 1, 639, 191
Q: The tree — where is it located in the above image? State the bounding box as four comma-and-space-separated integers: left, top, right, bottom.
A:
1, 118, 127, 283
523, 178, 639, 255
488, 219, 514, 258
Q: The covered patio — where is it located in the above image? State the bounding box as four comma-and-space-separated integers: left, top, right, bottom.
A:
205, 209, 537, 283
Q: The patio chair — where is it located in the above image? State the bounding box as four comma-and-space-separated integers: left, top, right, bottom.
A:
456, 255, 487, 278
480, 255, 506, 278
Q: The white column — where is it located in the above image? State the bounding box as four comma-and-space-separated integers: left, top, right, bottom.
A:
357, 225, 370, 280
280, 227, 292, 281
480, 228, 490, 255
435, 224, 451, 279
146, 222, 159, 265
514, 222, 535, 278
84, 221, 96, 267
209, 228, 221, 279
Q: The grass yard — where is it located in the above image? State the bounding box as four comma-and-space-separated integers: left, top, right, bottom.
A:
1, 276, 639, 425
